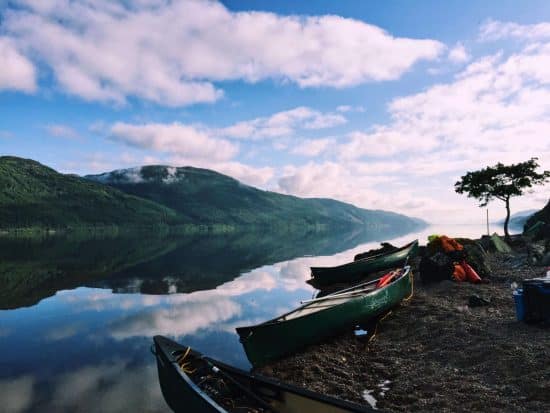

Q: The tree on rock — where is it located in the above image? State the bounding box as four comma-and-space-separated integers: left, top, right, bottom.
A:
455, 158, 550, 240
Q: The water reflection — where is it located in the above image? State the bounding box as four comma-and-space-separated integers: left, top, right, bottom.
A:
0, 225, 419, 310
3, 224, 493, 412
0, 375, 34, 413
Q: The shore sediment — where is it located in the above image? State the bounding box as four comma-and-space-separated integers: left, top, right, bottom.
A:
258, 237, 550, 412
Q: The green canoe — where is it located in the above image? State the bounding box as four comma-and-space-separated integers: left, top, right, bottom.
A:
309, 240, 418, 287
153, 335, 376, 412
236, 266, 412, 366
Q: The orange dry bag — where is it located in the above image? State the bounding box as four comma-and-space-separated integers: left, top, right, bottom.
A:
461, 261, 482, 283
440, 236, 464, 253
453, 264, 466, 282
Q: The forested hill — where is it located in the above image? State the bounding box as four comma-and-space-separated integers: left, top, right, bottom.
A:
525, 200, 550, 230
85, 164, 425, 230
0, 156, 180, 229
0, 156, 426, 232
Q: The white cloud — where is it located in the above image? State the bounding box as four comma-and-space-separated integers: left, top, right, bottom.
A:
45, 124, 81, 140
479, 19, 550, 41
110, 122, 238, 161
270, 31, 550, 222
218, 106, 347, 140
2, 0, 443, 105
214, 162, 274, 187
291, 138, 334, 157
448, 42, 470, 63
0, 37, 36, 92
336, 105, 365, 113
166, 155, 275, 187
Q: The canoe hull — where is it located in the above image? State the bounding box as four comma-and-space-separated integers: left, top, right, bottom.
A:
154, 337, 225, 413
310, 240, 418, 286
153, 335, 376, 413
237, 268, 412, 366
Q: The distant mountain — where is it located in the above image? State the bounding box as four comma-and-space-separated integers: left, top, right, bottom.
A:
524, 200, 550, 230
86, 165, 426, 230
0, 156, 180, 229
496, 209, 537, 230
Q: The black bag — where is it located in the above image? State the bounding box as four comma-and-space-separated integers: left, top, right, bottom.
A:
419, 252, 454, 284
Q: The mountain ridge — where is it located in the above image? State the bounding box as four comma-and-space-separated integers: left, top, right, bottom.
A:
85, 164, 426, 230
0, 156, 426, 232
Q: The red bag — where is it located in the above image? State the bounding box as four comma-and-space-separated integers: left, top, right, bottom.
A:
453, 264, 466, 282
461, 261, 482, 283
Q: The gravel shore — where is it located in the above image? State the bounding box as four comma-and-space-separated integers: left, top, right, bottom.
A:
257, 239, 550, 412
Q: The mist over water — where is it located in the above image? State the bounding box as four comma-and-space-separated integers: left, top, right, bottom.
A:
0, 224, 489, 412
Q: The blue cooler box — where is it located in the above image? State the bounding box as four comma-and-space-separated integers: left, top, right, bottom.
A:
513, 289, 525, 321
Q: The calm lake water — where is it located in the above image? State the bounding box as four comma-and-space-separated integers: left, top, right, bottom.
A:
0, 224, 495, 412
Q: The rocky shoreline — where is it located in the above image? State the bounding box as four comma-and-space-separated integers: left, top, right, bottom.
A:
257, 235, 550, 412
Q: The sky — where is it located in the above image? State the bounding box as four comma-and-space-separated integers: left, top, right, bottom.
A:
1, 0, 550, 223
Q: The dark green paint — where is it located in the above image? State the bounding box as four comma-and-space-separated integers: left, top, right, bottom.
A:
237, 267, 413, 366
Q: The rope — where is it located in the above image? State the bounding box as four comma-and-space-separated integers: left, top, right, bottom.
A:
403, 269, 415, 302
176, 347, 196, 374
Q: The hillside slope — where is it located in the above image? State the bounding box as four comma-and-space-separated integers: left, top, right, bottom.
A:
524, 199, 550, 230
0, 156, 180, 229
86, 165, 425, 230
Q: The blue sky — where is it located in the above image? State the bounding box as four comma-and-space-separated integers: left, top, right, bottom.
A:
1, 0, 550, 222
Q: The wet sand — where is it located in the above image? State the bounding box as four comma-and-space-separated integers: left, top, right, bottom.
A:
258, 241, 550, 412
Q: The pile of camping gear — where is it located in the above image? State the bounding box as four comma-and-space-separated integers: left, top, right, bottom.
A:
419, 235, 483, 284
